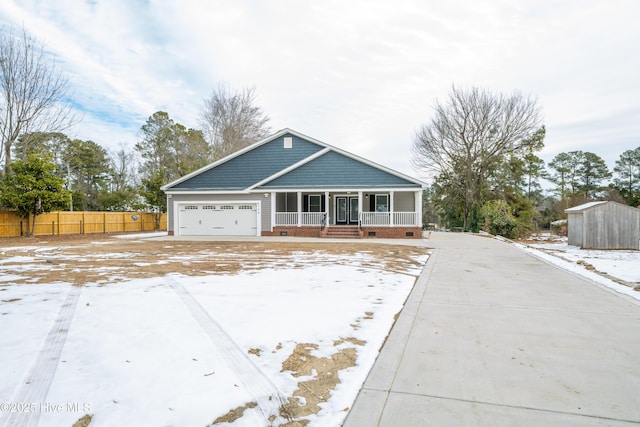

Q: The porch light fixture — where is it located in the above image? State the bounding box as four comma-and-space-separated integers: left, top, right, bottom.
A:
264, 193, 269, 198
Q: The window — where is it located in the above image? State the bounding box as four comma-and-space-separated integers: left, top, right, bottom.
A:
284, 136, 293, 148
220, 205, 234, 210
308, 195, 322, 212
202, 205, 216, 210
184, 205, 198, 210
238, 205, 254, 210
375, 194, 389, 212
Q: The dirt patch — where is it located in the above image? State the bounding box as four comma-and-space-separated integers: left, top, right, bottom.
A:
248, 347, 262, 357
0, 235, 427, 286
279, 342, 360, 422
577, 259, 596, 271
212, 401, 257, 424
72, 414, 92, 427
333, 337, 366, 347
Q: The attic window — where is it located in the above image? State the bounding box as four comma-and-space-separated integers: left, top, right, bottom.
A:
284, 137, 293, 149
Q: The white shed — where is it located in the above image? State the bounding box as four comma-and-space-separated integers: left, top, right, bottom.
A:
565, 201, 640, 250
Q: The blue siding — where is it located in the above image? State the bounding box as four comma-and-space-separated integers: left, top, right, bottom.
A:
259, 151, 419, 188
171, 135, 323, 190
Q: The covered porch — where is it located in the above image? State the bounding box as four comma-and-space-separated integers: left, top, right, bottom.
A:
268, 190, 423, 237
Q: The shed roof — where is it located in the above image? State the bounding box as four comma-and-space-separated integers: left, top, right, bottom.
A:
565, 201, 607, 212
162, 128, 426, 192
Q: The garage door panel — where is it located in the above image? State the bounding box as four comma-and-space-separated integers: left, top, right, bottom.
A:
178, 203, 257, 236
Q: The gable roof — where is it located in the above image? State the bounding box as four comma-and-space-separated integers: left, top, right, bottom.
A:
162, 128, 426, 192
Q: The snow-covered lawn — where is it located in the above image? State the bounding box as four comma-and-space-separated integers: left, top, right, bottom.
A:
515, 234, 640, 301
0, 236, 429, 427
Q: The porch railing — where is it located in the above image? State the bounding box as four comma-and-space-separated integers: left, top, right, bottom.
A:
275, 212, 326, 226
360, 212, 390, 226
275, 212, 297, 226
360, 212, 418, 226
394, 212, 419, 226
276, 211, 418, 227
302, 212, 325, 225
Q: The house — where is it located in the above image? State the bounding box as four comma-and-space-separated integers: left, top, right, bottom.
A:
161, 129, 427, 238
565, 201, 640, 250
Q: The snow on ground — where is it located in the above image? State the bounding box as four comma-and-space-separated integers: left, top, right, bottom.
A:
113, 231, 168, 240
2, 232, 637, 426
515, 234, 640, 301
0, 239, 428, 427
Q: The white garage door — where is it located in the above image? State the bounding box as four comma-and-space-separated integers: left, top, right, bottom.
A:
178, 203, 258, 236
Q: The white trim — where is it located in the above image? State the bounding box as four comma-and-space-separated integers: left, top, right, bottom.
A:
161, 129, 294, 190
325, 191, 330, 225
358, 191, 363, 225
173, 200, 261, 236
416, 190, 423, 227
334, 194, 359, 225
270, 192, 276, 232
390, 191, 395, 226
166, 187, 421, 195
276, 129, 427, 187
165, 190, 251, 195
245, 147, 331, 191
252, 187, 419, 193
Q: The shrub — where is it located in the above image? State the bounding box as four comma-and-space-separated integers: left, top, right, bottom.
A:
480, 200, 518, 238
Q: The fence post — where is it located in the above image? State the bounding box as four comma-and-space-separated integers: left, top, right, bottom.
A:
141, 219, 144, 231
52, 221, 55, 236
80, 220, 83, 235
104, 214, 106, 234
20, 221, 23, 236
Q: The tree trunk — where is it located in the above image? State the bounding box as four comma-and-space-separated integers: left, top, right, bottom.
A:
25, 214, 33, 237
4, 142, 11, 176
31, 214, 37, 236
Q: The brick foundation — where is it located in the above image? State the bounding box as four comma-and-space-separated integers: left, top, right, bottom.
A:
263, 226, 423, 239
359, 226, 423, 239
262, 226, 324, 238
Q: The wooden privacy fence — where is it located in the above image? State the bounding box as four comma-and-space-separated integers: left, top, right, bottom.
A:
0, 211, 167, 238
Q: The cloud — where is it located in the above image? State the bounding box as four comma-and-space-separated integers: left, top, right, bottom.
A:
0, 0, 638, 178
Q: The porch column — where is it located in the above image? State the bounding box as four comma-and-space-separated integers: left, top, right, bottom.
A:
270, 192, 276, 231
358, 191, 363, 225
416, 190, 423, 227
389, 191, 394, 226
297, 192, 302, 227
325, 191, 330, 226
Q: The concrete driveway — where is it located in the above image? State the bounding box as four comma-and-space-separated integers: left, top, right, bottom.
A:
344, 232, 640, 426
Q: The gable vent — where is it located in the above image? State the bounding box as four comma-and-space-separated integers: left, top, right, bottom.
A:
284, 136, 293, 149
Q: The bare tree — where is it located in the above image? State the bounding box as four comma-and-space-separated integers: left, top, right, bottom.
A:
109, 143, 138, 192
200, 85, 271, 161
412, 85, 543, 230
0, 26, 76, 175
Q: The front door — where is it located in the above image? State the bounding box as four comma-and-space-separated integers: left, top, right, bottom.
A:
335, 196, 359, 225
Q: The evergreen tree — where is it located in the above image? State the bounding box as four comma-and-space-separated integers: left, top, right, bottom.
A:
0, 154, 67, 235
612, 146, 640, 206
577, 152, 611, 199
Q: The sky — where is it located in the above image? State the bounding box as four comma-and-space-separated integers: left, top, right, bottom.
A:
1, 0, 639, 180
